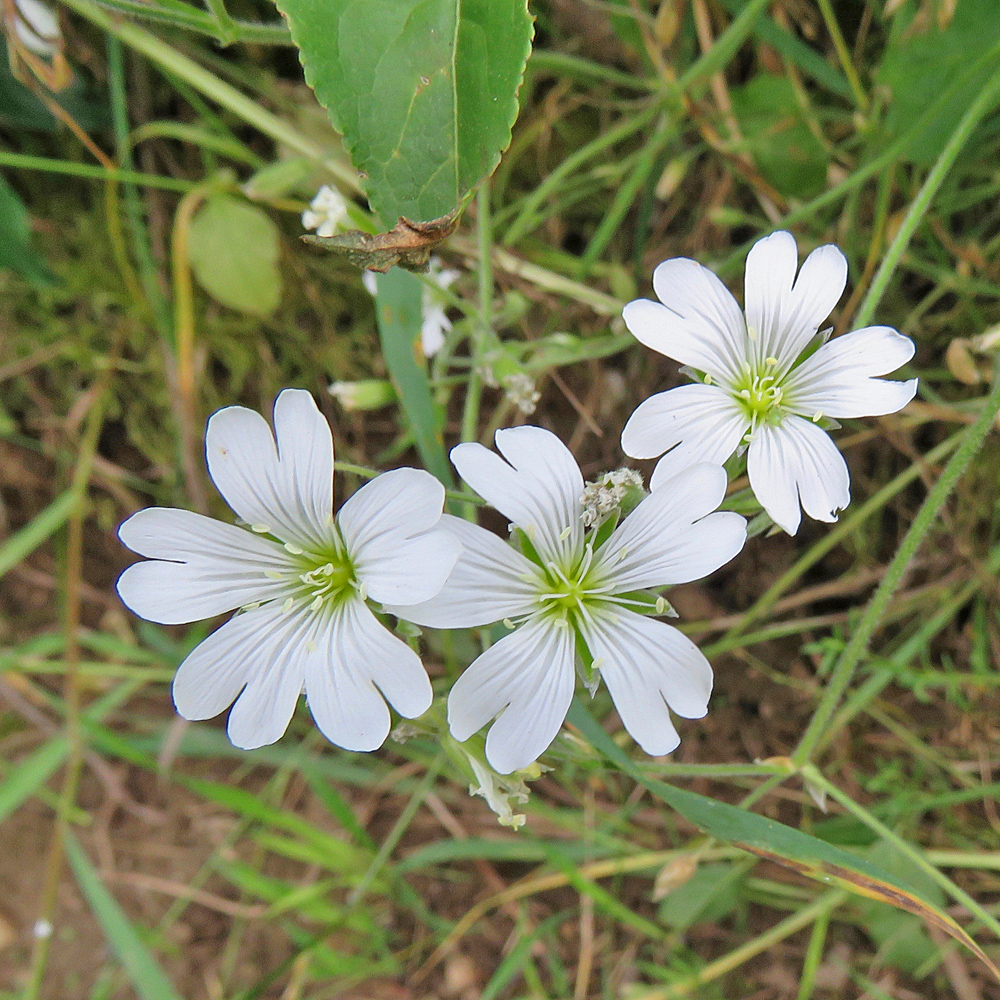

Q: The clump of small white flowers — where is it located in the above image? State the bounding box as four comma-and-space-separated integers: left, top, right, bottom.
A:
501, 372, 541, 415
389, 426, 746, 774
580, 468, 645, 528
301, 184, 350, 238
363, 257, 459, 358
116, 389, 460, 752
13, 0, 60, 57
621, 231, 918, 535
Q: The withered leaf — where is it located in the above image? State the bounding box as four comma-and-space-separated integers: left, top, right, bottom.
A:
302, 213, 459, 273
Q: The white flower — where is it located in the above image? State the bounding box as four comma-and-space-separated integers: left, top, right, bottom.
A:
14, 0, 60, 56
301, 185, 350, 238
116, 389, 460, 753
420, 257, 460, 357
388, 427, 746, 774
621, 231, 918, 535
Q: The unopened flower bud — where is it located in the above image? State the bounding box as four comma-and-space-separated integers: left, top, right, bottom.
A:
327, 379, 396, 411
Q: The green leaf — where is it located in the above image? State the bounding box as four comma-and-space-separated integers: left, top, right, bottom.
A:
274, 0, 534, 225
65, 833, 185, 1000
879, 0, 1000, 165
370, 267, 451, 484
729, 74, 827, 198
188, 194, 281, 316
568, 699, 1000, 979
0, 173, 54, 285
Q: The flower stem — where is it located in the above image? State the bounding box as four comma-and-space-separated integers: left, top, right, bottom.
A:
815, 0, 868, 112
793, 371, 1000, 765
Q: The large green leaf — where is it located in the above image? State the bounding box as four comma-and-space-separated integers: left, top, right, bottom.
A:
729, 74, 827, 198
274, 0, 534, 225
568, 700, 999, 979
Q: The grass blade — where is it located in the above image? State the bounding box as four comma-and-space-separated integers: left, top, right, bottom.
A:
64, 832, 185, 1000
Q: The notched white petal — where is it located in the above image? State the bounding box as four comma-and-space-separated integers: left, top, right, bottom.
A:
448, 618, 576, 774
747, 418, 851, 535
339, 467, 458, 605
387, 515, 538, 629
116, 508, 291, 625
206, 388, 336, 550
451, 426, 584, 566
305, 599, 432, 752
580, 609, 713, 757
596, 464, 745, 590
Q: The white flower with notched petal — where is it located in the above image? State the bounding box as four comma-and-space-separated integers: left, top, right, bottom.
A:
621, 231, 918, 535
116, 389, 460, 753
388, 427, 746, 774
301, 185, 350, 238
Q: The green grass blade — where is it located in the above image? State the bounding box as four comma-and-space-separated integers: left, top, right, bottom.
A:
0, 490, 77, 580
64, 832, 185, 1000
373, 268, 452, 483
0, 737, 68, 824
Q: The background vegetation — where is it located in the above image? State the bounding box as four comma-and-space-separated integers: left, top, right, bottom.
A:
2, 0, 1000, 998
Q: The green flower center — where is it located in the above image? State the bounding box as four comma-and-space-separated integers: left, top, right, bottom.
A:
290, 545, 358, 612
535, 546, 606, 624
732, 364, 786, 427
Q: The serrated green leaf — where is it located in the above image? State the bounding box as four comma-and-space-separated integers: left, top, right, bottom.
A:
0, 173, 54, 285
274, 0, 534, 224
65, 833, 184, 1000
188, 194, 281, 316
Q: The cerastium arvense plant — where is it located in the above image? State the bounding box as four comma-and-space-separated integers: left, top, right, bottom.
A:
7, 1, 1000, 997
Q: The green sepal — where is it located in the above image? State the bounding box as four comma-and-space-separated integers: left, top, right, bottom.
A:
511, 526, 545, 568
589, 507, 621, 550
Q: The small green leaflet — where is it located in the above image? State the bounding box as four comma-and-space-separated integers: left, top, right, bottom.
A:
188, 194, 282, 316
